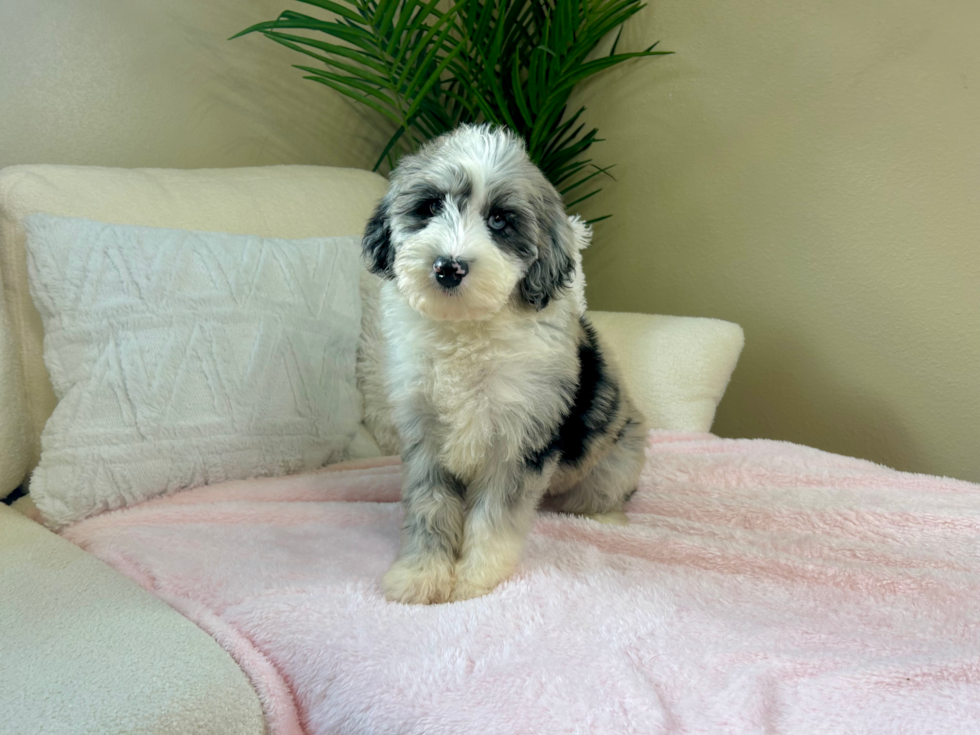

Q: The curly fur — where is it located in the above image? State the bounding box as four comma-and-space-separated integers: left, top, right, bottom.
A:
362, 125, 647, 604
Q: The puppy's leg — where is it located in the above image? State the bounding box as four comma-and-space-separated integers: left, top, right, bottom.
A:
384, 444, 465, 605
550, 419, 647, 525
452, 463, 552, 602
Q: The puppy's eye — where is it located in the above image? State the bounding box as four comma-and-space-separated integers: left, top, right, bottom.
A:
487, 212, 508, 231
415, 197, 443, 218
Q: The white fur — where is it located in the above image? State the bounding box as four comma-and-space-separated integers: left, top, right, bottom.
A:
357, 217, 590, 456
381, 280, 580, 482
365, 125, 645, 604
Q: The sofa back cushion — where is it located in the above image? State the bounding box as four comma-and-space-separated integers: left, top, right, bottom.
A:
0, 164, 388, 498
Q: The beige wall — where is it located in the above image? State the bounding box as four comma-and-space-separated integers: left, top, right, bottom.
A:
0, 0, 384, 171
2, 0, 977, 482
572, 0, 980, 482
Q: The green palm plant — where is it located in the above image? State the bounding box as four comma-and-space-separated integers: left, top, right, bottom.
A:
233, 0, 669, 223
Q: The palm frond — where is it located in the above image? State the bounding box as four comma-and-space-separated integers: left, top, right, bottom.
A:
233, 0, 670, 219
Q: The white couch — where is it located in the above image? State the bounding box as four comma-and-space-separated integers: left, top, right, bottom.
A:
0, 164, 743, 734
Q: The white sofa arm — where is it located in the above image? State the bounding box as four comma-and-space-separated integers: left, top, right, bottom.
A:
587, 311, 744, 433
0, 505, 265, 735
0, 277, 29, 497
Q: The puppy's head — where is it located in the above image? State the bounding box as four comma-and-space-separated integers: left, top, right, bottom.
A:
362, 124, 576, 321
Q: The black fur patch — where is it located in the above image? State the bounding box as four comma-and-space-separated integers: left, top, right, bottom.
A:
402, 444, 468, 501
524, 317, 618, 470
399, 175, 474, 233
362, 197, 394, 279
412, 196, 443, 219
399, 182, 443, 213
518, 218, 575, 310
1, 483, 26, 506
486, 208, 537, 262
398, 183, 444, 233
399, 457, 466, 555
445, 471, 467, 500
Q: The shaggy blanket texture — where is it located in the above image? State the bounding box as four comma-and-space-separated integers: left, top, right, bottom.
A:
63, 432, 980, 734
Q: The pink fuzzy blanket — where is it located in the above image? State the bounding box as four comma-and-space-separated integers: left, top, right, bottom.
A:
63, 432, 980, 734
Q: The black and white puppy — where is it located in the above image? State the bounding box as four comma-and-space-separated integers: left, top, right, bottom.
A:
363, 124, 647, 604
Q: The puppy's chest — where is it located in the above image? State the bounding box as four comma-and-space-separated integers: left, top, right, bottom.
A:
420, 333, 534, 477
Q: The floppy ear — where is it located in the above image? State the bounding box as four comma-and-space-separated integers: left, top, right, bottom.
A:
519, 193, 576, 310
362, 196, 395, 279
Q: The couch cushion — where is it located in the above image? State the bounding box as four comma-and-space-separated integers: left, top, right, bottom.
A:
0, 503, 265, 735
588, 311, 745, 433
0, 164, 389, 498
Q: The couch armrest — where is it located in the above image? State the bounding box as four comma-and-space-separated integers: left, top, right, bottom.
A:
0, 275, 29, 498
587, 311, 744, 433
0, 505, 265, 735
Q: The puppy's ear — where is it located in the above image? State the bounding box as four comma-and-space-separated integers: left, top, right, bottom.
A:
519, 193, 576, 310
362, 196, 395, 279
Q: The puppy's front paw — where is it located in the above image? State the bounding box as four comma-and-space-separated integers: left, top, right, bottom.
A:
451, 561, 515, 602
382, 556, 454, 605
450, 578, 497, 602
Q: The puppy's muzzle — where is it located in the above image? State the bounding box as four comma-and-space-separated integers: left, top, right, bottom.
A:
433, 256, 469, 289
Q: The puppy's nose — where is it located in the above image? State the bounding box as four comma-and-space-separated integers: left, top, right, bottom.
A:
433, 256, 468, 289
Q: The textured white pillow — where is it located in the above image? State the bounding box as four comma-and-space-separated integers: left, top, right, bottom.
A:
24, 215, 363, 529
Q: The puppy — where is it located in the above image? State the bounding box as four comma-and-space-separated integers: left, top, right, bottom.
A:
362, 124, 647, 604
